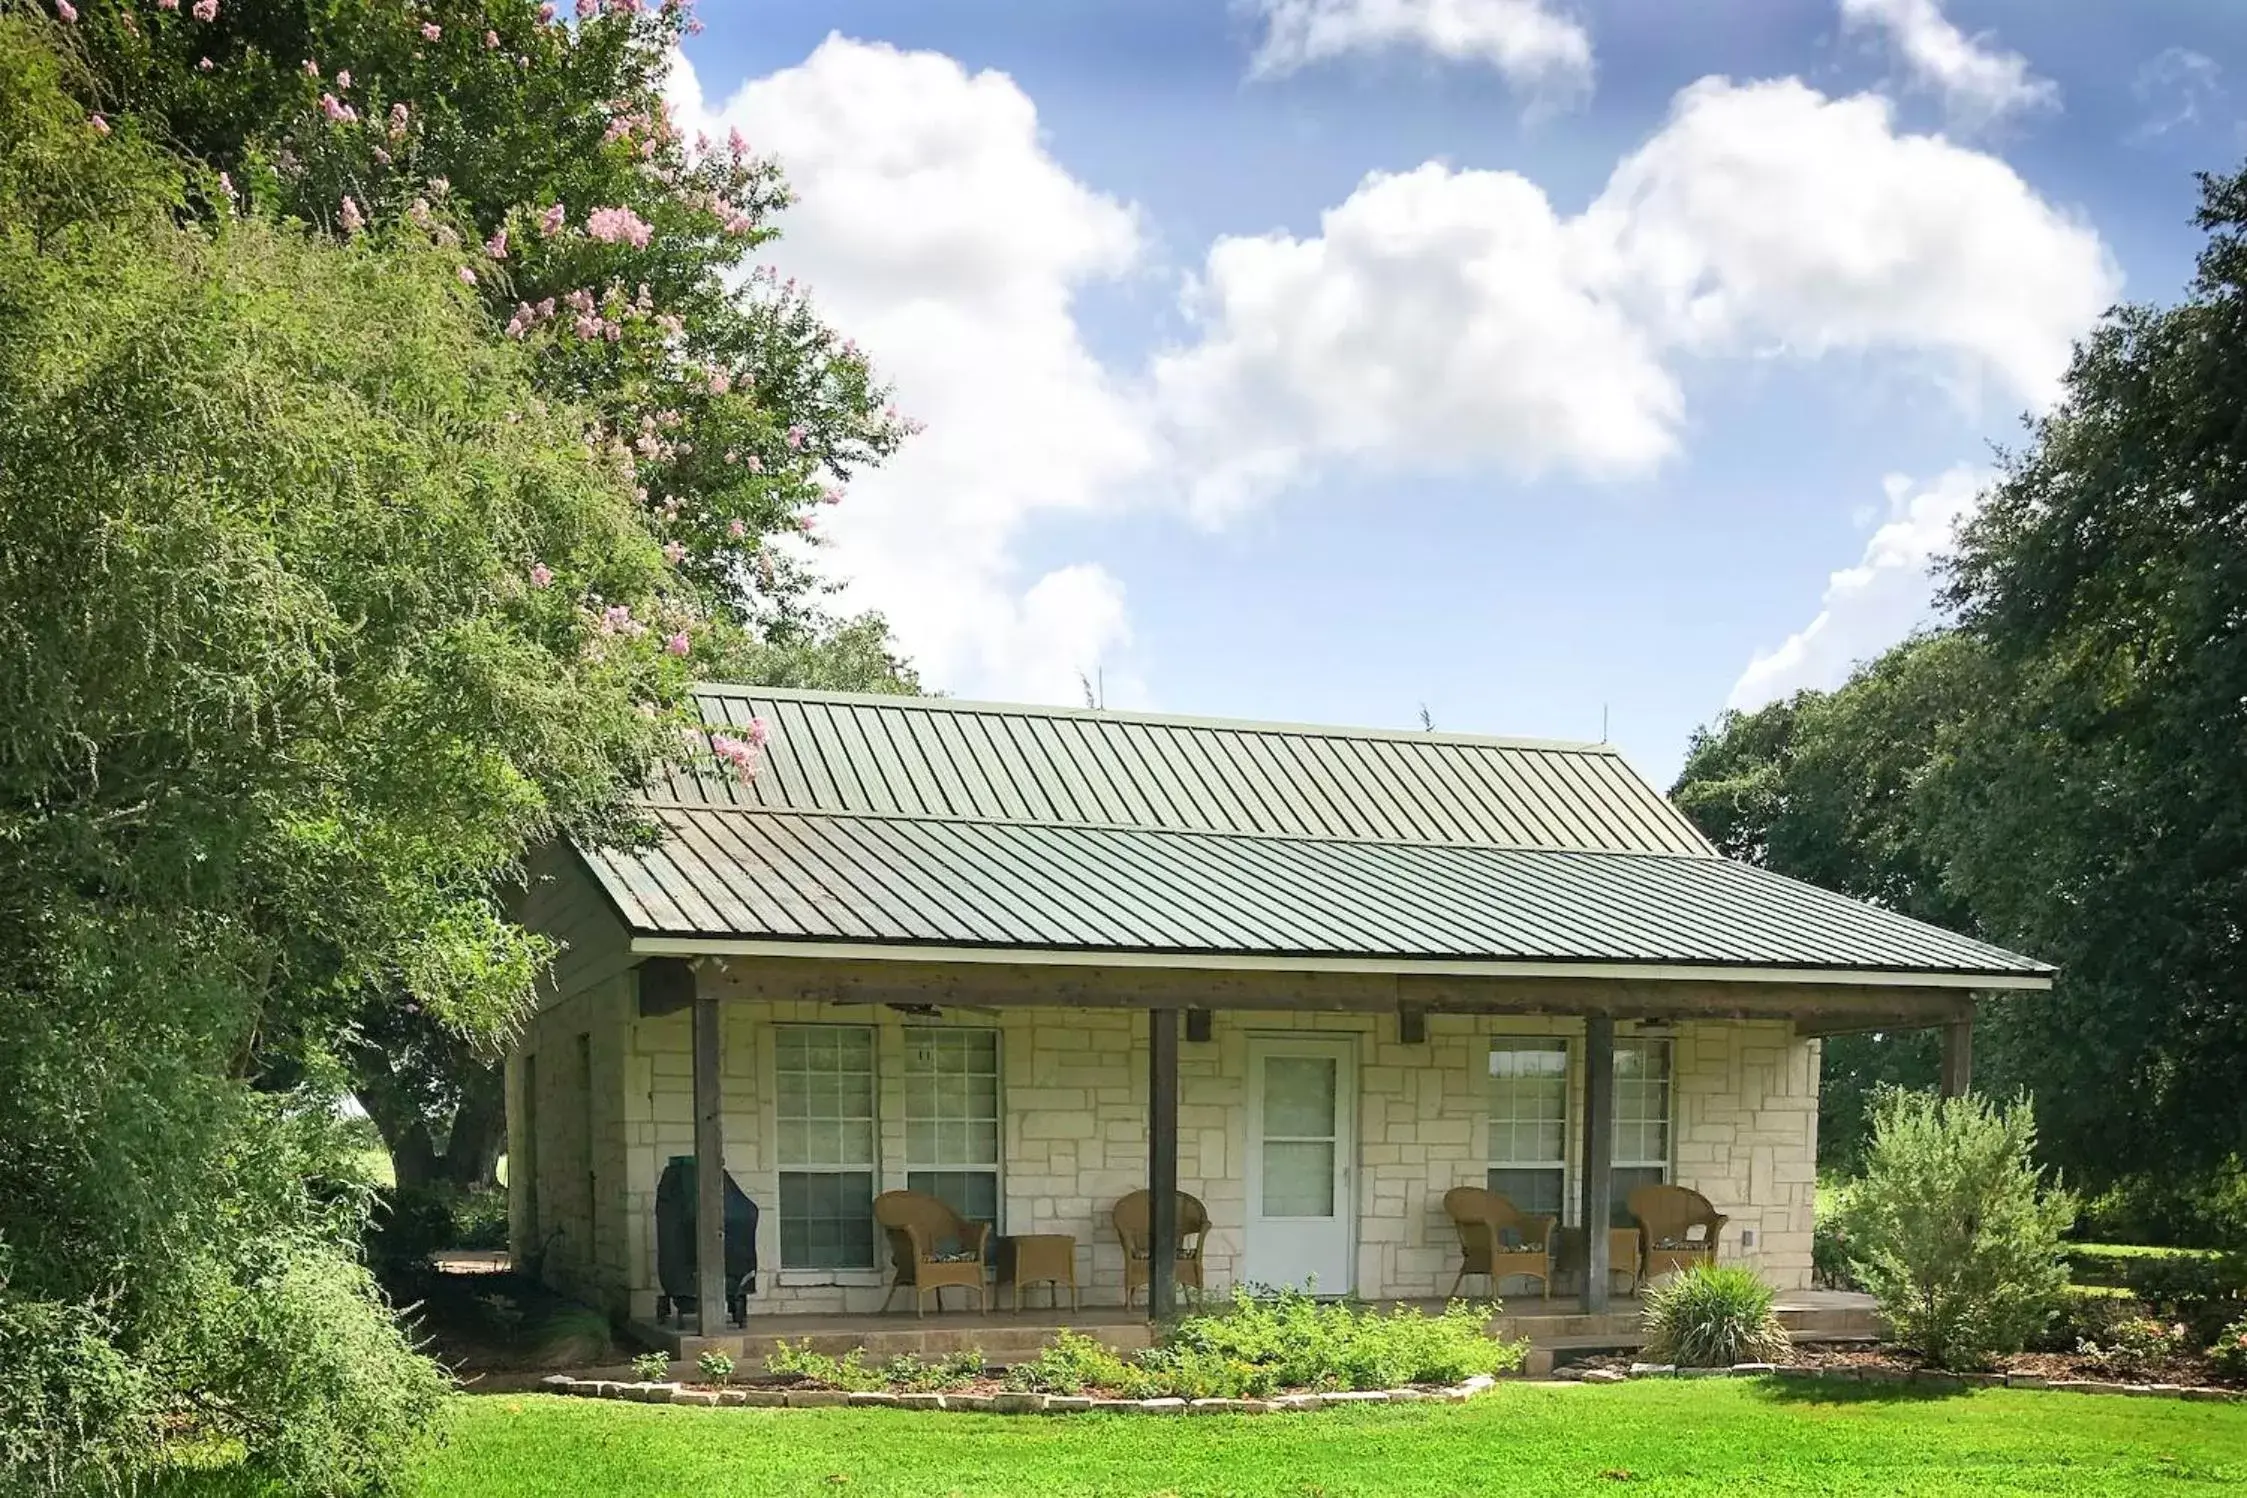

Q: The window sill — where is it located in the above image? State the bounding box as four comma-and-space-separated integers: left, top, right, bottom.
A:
772, 1269, 886, 1288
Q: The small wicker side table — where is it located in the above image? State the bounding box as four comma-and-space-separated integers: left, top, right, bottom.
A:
998, 1234, 1079, 1311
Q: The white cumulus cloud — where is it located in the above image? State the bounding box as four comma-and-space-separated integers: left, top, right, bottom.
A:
1246, 0, 1595, 105
1838, 0, 2059, 130
1157, 76, 2118, 516
1727, 466, 1987, 710
668, 37, 1156, 704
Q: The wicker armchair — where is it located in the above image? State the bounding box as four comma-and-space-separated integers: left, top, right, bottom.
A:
1113, 1190, 1210, 1308
1627, 1183, 1727, 1283
1442, 1186, 1556, 1298
874, 1190, 991, 1316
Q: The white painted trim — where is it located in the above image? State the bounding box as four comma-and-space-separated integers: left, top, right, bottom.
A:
628, 935, 2052, 991
1244, 1034, 1358, 1296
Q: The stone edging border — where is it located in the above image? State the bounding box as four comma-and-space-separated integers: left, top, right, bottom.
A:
536, 1372, 1500, 1413
1590, 1363, 2243, 1403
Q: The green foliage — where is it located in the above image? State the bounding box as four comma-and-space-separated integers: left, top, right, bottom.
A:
764, 1341, 884, 1393
1813, 1179, 1865, 1291
1001, 1290, 1523, 1397
2079, 1162, 2247, 1249
694, 1350, 734, 1386
876, 1351, 984, 1393
2211, 1315, 2247, 1381
1640, 1263, 1792, 1368
1843, 1089, 2075, 1368
2075, 1314, 2192, 1378
0, 1291, 158, 1496
629, 1351, 671, 1384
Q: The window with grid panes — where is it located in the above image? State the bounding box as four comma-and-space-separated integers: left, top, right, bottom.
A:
1486, 1039, 1568, 1218
1608, 1037, 1673, 1227
774, 1025, 877, 1269
903, 1028, 1000, 1258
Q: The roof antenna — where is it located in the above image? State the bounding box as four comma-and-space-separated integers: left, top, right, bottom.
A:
1079, 669, 1104, 712
1601, 703, 1609, 743
1417, 703, 1435, 732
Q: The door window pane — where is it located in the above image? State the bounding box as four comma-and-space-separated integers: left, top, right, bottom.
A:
1263, 1057, 1337, 1138
1262, 1140, 1337, 1217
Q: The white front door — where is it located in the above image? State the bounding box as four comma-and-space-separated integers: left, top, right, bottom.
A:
1243, 1036, 1355, 1294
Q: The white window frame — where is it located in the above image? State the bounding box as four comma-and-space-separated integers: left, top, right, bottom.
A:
1485, 1036, 1572, 1221
900, 1024, 1003, 1240
772, 1022, 880, 1272
1609, 1035, 1675, 1221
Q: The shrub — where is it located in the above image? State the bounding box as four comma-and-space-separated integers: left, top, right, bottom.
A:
2076, 1315, 2189, 1377
2210, 1315, 2247, 1381
1640, 1264, 1792, 1367
765, 1341, 884, 1392
0, 1291, 158, 1495
1002, 1291, 1523, 1397
1843, 1088, 2074, 1368
2062, 1247, 2246, 1343
696, 1350, 735, 1386
2079, 1160, 2247, 1248
879, 1351, 983, 1392
630, 1351, 671, 1383
1813, 1188, 1864, 1291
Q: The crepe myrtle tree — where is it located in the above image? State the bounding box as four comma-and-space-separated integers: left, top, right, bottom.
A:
38, 0, 927, 1188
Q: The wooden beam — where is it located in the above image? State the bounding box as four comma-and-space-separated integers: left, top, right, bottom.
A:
1941, 1013, 1974, 1098
1580, 1013, 1615, 1315
692, 979, 726, 1336
1147, 1006, 1179, 1323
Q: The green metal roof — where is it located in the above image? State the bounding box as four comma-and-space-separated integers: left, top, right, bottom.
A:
571, 687, 2052, 982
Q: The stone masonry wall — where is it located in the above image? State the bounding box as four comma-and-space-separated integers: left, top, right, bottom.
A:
591, 998, 1820, 1322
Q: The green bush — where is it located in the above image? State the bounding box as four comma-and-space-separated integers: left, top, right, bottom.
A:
765, 1341, 885, 1393
2075, 1314, 2190, 1378
2210, 1315, 2247, 1381
2080, 1161, 2247, 1248
1641, 1264, 1792, 1367
629, 1351, 671, 1383
2061, 1246, 2246, 1343
365, 1183, 512, 1273
1842, 1088, 2074, 1369
1813, 1186, 1864, 1291
0, 1291, 158, 1494
695, 1350, 735, 1386
1002, 1290, 1524, 1398
878, 1350, 984, 1392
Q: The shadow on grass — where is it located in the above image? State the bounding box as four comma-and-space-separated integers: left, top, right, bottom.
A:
1747, 1374, 1975, 1407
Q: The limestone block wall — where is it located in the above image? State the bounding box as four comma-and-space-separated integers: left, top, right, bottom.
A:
583, 997, 1821, 1322
507, 970, 634, 1316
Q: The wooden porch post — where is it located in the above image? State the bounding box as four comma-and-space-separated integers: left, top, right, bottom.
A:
1580, 1013, 1615, 1314
1148, 1006, 1180, 1322
693, 975, 727, 1338
1940, 1011, 1974, 1098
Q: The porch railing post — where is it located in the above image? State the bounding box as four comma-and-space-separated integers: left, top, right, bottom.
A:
1148, 1005, 1180, 1322
1941, 1011, 1974, 1098
1580, 1013, 1615, 1314
693, 978, 726, 1339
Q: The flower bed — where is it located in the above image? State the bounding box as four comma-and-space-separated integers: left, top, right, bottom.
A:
1555, 1342, 2245, 1402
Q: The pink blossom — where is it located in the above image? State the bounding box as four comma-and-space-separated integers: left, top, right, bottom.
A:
336, 69, 351, 89
457, 265, 477, 286
485, 29, 499, 48
797, 515, 816, 535
158, 0, 178, 9
723, 449, 737, 465
575, 0, 596, 17
687, 16, 702, 32
539, 202, 566, 237
746, 454, 763, 473
745, 717, 772, 748
338, 195, 364, 233
707, 369, 731, 395
785, 424, 807, 450
192, 0, 217, 19
529, 563, 554, 588
664, 632, 691, 657
584, 206, 653, 248
662, 541, 687, 565
821, 486, 843, 505
88, 113, 109, 136
319, 93, 353, 122
303, 59, 320, 78
728, 518, 747, 539
218, 172, 236, 202
485, 229, 508, 259
55, 0, 77, 22
198, 55, 214, 70
539, 2, 557, 19
408, 197, 433, 228
420, 22, 441, 42
728, 126, 749, 157
373, 145, 392, 165
604, 322, 622, 342
388, 102, 410, 137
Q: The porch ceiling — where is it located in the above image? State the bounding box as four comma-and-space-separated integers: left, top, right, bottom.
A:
580, 805, 2050, 987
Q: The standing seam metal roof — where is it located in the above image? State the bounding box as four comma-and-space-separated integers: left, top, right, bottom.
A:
572, 687, 2053, 979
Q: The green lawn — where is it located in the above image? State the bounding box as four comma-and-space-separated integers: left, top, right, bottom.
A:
233, 1381, 2247, 1497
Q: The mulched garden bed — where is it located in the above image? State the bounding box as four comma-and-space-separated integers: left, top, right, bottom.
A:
533, 1369, 1502, 1413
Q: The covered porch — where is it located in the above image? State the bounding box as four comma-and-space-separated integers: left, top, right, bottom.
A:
635, 949, 1988, 1340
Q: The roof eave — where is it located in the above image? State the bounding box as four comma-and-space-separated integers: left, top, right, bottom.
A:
621, 933, 2055, 991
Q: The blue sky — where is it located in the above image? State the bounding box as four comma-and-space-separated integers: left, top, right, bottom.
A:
670, 0, 2245, 783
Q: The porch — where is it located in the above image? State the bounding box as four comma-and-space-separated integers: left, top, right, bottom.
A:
631, 1288, 1883, 1365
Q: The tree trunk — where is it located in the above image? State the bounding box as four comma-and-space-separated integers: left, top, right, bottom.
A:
436, 1061, 506, 1189
353, 1043, 505, 1192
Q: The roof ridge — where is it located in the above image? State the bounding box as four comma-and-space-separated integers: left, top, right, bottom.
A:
637, 797, 1720, 865
687, 682, 1617, 757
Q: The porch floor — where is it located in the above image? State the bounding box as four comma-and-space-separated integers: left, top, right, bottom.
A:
635, 1289, 1879, 1363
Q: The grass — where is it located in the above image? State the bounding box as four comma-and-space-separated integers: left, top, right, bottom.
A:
163, 1381, 2247, 1497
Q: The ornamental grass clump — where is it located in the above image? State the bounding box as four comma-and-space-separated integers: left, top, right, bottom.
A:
1841, 1088, 2073, 1369
1640, 1264, 1792, 1367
